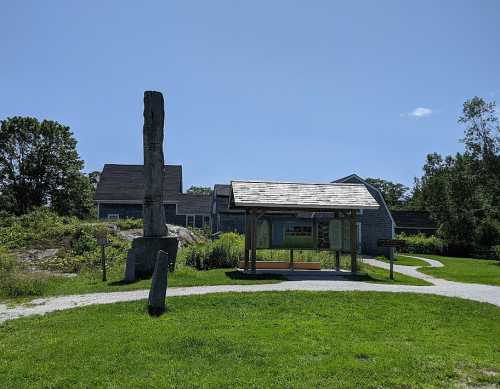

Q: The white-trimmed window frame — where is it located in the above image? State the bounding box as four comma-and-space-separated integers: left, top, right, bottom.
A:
186, 214, 196, 228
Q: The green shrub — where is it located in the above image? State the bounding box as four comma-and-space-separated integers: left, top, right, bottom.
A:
183, 232, 244, 269
0, 208, 77, 249
38, 233, 130, 273
181, 233, 352, 270
0, 249, 17, 281
2, 273, 48, 297
0, 209, 131, 273
397, 233, 445, 255
494, 245, 500, 260
71, 225, 99, 255
114, 218, 143, 230
0, 249, 48, 297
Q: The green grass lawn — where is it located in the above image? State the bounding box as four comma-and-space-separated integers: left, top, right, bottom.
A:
357, 263, 431, 286
403, 254, 500, 286
40, 264, 285, 297
34, 261, 430, 298
1, 292, 498, 388
376, 255, 430, 267
1, 257, 429, 303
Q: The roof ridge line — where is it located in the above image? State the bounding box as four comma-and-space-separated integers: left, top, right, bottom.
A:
231, 180, 364, 186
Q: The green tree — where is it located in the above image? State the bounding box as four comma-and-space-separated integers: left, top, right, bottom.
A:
186, 186, 213, 195
459, 96, 499, 160
0, 116, 94, 217
413, 97, 500, 254
88, 171, 101, 190
364, 178, 409, 208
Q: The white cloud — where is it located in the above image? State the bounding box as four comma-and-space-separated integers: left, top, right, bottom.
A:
401, 107, 433, 118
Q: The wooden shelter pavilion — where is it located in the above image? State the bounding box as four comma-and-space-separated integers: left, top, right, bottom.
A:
229, 180, 380, 273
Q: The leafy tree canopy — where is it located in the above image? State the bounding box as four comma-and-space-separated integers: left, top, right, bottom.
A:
0, 116, 94, 218
364, 178, 409, 208
88, 171, 101, 190
411, 97, 500, 254
186, 186, 213, 195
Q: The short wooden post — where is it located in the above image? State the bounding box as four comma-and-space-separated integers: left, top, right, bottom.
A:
389, 248, 394, 280
335, 250, 340, 271
350, 209, 357, 273
96, 232, 108, 282
101, 245, 107, 282
244, 211, 250, 271
251, 211, 257, 273
289, 249, 294, 270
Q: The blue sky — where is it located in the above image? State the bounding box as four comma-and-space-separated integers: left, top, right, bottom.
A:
1, 1, 499, 190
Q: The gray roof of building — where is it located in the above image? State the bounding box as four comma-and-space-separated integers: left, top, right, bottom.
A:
94, 164, 182, 201
174, 193, 212, 215
214, 184, 231, 196
230, 180, 380, 210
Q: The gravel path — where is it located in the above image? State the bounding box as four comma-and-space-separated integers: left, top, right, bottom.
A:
1, 256, 499, 323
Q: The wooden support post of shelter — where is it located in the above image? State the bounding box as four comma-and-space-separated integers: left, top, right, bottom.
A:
335, 250, 340, 271
350, 209, 357, 273
244, 210, 250, 271
250, 210, 257, 273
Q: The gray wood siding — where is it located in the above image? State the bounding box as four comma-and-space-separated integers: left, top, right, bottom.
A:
99, 204, 143, 219
98, 203, 186, 227
341, 177, 393, 256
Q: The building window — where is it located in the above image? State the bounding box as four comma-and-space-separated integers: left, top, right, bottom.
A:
186, 215, 195, 228
107, 213, 120, 220
203, 216, 210, 227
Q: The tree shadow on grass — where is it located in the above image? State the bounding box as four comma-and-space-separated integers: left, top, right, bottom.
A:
108, 280, 130, 286
343, 273, 385, 283
107, 275, 151, 287
225, 271, 286, 281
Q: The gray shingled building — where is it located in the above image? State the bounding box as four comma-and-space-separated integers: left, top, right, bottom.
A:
95, 165, 394, 256
392, 210, 437, 236
211, 184, 245, 233
95, 164, 211, 229
332, 174, 394, 256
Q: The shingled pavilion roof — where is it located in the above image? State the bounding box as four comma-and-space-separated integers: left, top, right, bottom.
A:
230, 180, 379, 210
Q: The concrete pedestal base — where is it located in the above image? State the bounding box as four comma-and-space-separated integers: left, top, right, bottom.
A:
125, 236, 178, 281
